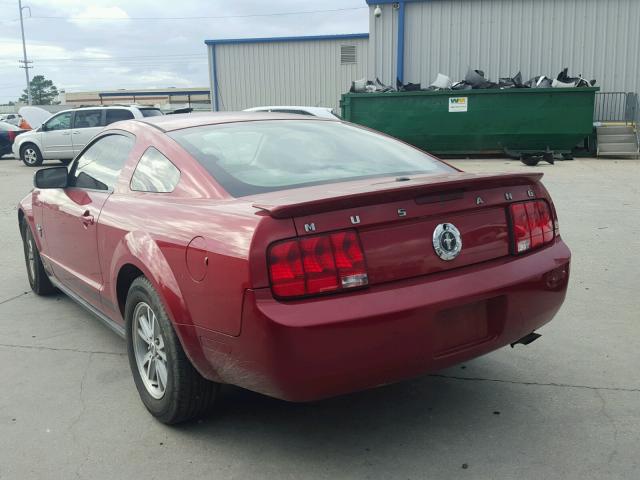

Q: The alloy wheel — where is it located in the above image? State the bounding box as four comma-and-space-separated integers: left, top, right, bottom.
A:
26, 234, 36, 281
132, 302, 169, 399
23, 148, 38, 165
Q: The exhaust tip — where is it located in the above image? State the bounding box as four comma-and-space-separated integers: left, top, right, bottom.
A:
510, 332, 541, 348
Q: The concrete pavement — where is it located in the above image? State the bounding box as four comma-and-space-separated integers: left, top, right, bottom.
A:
0, 155, 638, 479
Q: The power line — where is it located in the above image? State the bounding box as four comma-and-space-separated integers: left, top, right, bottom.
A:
23, 58, 205, 66
28, 6, 367, 21
0, 61, 204, 70
28, 65, 203, 71
32, 60, 204, 66
34, 53, 207, 64
3, 54, 207, 70
0, 57, 203, 66
32, 53, 204, 62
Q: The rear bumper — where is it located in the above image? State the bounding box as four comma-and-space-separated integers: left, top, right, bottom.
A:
200, 239, 570, 402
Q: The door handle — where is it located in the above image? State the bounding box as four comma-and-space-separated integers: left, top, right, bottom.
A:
62, 131, 71, 135
72, 130, 80, 134
80, 210, 95, 226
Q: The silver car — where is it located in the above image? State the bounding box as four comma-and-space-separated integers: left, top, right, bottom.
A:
13, 105, 163, 166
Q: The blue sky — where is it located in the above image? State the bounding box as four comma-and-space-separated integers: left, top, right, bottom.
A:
0, 0, 368, 103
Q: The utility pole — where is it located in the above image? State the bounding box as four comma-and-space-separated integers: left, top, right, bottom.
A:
18, 0, 33, 105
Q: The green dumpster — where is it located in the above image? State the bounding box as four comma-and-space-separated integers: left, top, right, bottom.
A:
340, 87, 598, 156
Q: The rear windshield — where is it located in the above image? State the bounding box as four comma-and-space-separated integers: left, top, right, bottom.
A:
140, 108, 163, 117
169, 120, 452, 197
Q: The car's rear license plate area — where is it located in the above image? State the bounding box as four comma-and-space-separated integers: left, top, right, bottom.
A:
432, 296, 506, 358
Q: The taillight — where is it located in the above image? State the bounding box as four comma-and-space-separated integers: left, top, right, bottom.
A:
330, 230, 368, 288
268, 240, 305, 297
7, 131, 16, 142
509, 200, 556, 254
300, 235, 338, 293
268, 229, 368, 299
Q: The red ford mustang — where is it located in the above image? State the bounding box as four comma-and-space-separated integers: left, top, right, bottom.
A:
18, 113, 570, 424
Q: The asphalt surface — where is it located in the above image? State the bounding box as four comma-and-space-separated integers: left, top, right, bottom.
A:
0, 155, 638, 480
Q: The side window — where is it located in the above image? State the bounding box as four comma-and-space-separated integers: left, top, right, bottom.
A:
44, 112, 72, 131
71, 134, 134, 190
105, 109, 134, 125
130, 147, 180, 193
74, 110, 103, 129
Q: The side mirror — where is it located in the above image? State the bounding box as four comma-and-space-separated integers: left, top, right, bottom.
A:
34, 166, 68, 189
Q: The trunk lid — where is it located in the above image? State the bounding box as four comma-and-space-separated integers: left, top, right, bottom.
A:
252, 172, 544, 285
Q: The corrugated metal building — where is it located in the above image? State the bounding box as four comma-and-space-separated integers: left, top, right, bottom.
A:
205, 0, 639, 112
367, 0, 640, 94
205, 34, 369, 111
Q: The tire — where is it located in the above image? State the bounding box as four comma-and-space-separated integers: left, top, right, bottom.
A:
21, 221, 56, 295
125, 277, 218, 424
20, 144, 43, 167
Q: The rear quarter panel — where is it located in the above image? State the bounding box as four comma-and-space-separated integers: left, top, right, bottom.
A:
99, 123, 295, 338
100, 196, 260, 336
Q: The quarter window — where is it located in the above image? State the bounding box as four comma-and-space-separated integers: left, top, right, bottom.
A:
130, 147, 180, 193
105, 109, 134, 125
71, 134, 134, 190
44, 112, 72, 131
73, 110, 103, 128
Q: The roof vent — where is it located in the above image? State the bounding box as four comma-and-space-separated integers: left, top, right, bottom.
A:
340, 45, 357, 64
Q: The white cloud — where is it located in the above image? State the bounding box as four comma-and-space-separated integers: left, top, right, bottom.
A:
0, 38, 70, 60
70, 6, 130, 25
134, 71, 194, 88
78, 48, 113, 59
0, 0, 367, 102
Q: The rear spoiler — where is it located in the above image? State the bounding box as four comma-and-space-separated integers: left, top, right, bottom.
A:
253, 172, 543, 219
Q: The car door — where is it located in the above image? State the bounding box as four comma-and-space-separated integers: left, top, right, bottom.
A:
41, 111, 74, 159
71, 109, 104, 155
39, 133, 135, 307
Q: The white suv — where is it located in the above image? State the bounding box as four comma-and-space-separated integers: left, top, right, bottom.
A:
13, 105, 163, 166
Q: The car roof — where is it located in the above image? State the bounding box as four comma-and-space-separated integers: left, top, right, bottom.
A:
244, 106, 338, 119
245, 106, 332, 112
136, 111, 335, 132
57, 105, 161, 113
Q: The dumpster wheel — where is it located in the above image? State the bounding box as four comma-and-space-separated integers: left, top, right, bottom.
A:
505, 147, 555, 166
521, 156, 541, 166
